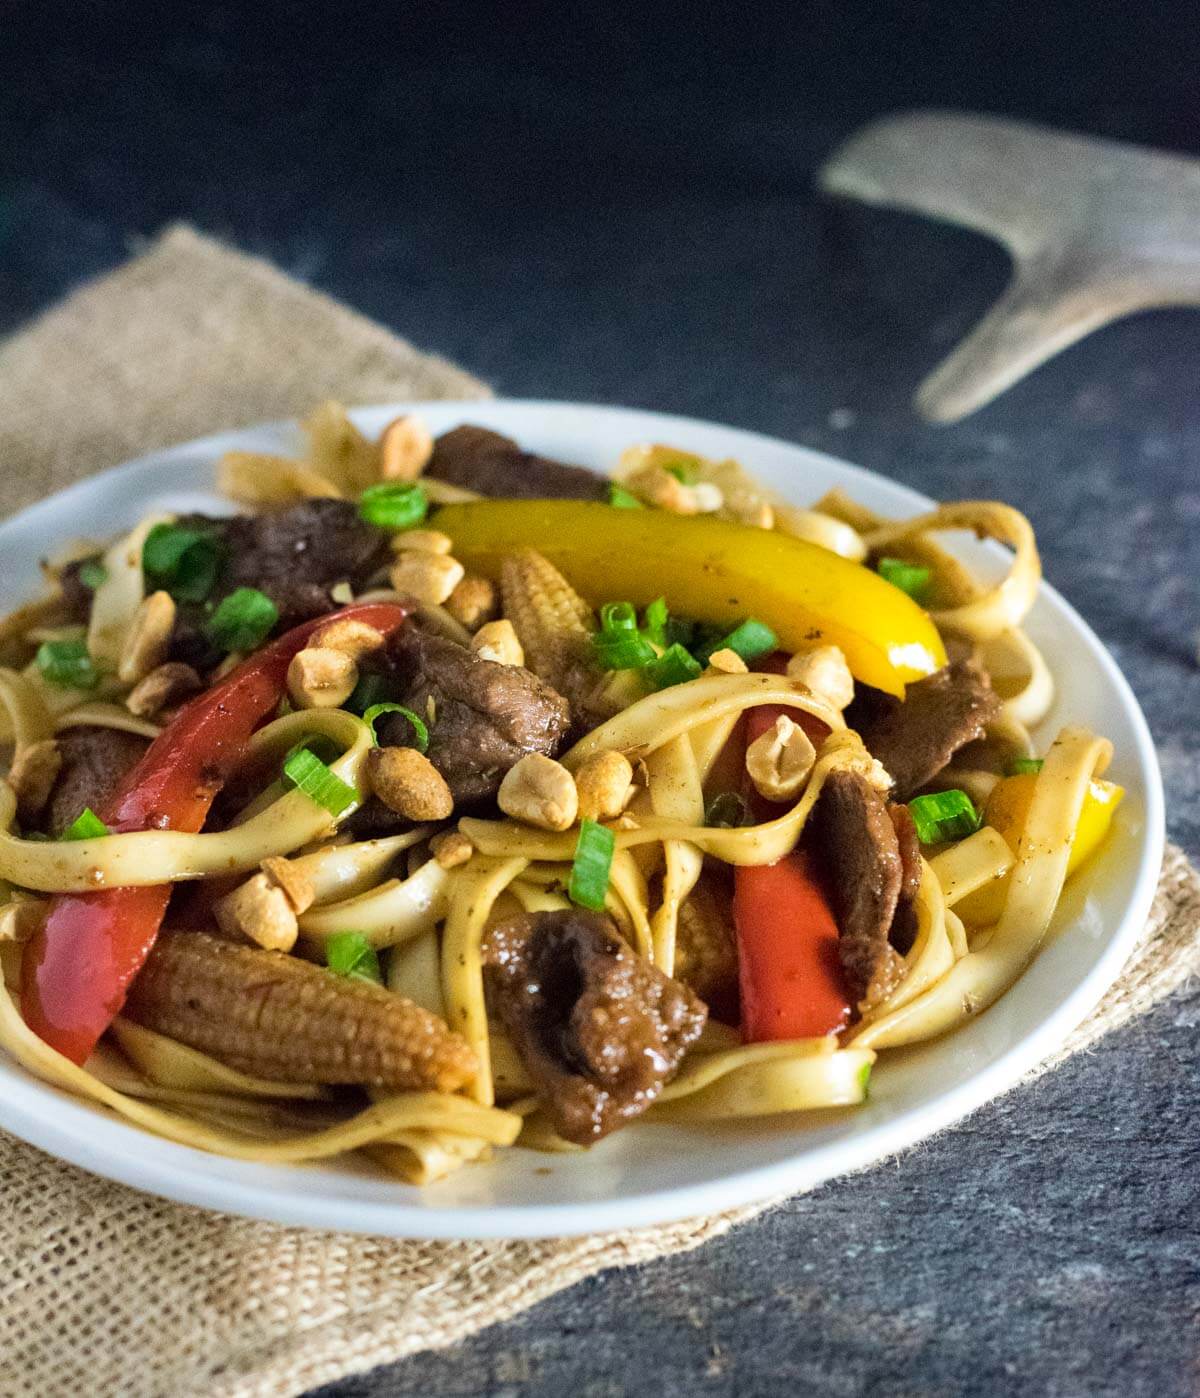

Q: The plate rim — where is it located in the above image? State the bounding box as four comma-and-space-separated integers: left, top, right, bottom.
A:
0, 398, 1166, 1239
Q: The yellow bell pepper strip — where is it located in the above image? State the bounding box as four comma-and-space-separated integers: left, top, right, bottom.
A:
434, 502, 946, 696
955, 770, 1125, 926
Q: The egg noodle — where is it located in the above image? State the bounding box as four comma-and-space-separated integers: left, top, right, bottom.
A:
0, 412, 1121, 1185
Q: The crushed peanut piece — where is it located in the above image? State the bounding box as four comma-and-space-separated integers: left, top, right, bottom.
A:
430, 830, 474, 869
379, 414, 434, 481
623, 464, 724, 515
214, 872, 301, 953
786, 644, 855, 712
260, 856, 315, 914
287, 646, 358, 709
612, 813, 641, 831
369, 747, 454, 820
0, 898, 47, 943
445, 573, 498, 631
126, 662, 202, 718
470, 619, 525, 667
745, 714, 817, 802
389, 551, 465, 606
706, 647, 748, 675
497, 753, 578, 831
118, 590, 176, 685
391, 528, 452, 555
7, 740, 62, 823
310, 616, 385, 660
574, 749, 634, 822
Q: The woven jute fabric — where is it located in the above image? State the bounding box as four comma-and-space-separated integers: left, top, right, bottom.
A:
0, 227, 1195, 1398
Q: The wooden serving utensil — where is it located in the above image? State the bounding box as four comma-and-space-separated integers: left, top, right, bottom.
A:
819, 110, 1200, 422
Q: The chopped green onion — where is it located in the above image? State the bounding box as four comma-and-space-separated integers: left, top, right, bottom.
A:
324, 931, 383, 985
363, 702, 429, 752
78, 560, 108, 591
1007, 757, 1044, 776
282, 747, 357, 817
858, 1062, 873, 1096
568, 818, 615, 911
664, 462, 698, 485
877, 557, 933, 604
142, 524, 223, 603
642, 597, 669, 647
36, 639, 100, 690
592, 630, 657, 671
599, 600, 639, 634
705, 792, 750, 828
358, 482, 428, 530
644, 643, 703, 690
909, 789, 982, 844
61, 807, 109, 841
205, 587, 278, 652
347, 672, 392, 714
699, 617, 778, 663
607, 484, 644, 509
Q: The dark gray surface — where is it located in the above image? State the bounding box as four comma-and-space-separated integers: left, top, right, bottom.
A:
3, 6, 1198, 1395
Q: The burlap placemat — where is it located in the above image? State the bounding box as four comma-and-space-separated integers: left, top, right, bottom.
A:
0, 226, 1195, 1398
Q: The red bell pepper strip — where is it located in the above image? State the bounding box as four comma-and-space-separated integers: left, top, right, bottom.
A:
734, 851, 852, 1042
21, 602, 410, 1065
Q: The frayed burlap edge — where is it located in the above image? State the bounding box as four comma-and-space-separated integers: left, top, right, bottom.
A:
0, 228, 1194, 1398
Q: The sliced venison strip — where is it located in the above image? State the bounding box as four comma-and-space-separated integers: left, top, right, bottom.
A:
809, 769, 907, 1012
427, 425, 607, 501
42, 727, 150, 837
484, 909, 707, 1144
856, 660, 1001, 800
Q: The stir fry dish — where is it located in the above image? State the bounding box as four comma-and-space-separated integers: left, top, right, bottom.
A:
0, 405, 1123, 1185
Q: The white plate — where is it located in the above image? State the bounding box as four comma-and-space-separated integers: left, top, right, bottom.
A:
0, 401, 1164, 1239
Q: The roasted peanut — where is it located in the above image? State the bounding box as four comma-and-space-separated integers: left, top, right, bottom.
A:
444, 573, 498, 630
745, 714, 816, 802
786, 644, 855, 712
470, 619, 525, 667
368, 747, 454, 820
260, 855, 316, 914
214, 872, 301, 953
126, 662, 202, 718
574, 749, 634, 822
7, 739, 62, 823
118, 590, 176, 685
706, 647, 748, 675
310, 616, 385, 660
379, 414, 434, 481
624, 465, 723, 515
389, 551, 465, 606
0, 897, 47, 944
497, 753, 578, 831
287, 646, 358, 709
390, 528, 453, 555
430, 829, 474, 869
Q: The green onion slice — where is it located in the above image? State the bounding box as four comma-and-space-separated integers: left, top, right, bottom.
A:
699, 618, 778, 663
607, 483, 644, 509
358, 482, 428, 530
568, 818, 615, 911
664, 462, 698, 485
324, 931, 383, 984
599, 600, 639, 634
142, 523, 223, 603
644, 643, 703, 691
362, 702, 430, 752
877, 557, 933, 604
206, 587, 278, 653
282, 747, 357, 817
705, 791, 750, 828
78, 560, 108, 591
592, 631, 657, 671
36, 639, 100, 690
60, 807, 109, 841
642, 596, 669, 647
1007, 757, 1044, 776
908, 789, 982, 844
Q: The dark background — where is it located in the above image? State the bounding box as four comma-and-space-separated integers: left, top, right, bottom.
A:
3, 4, 1198, 1395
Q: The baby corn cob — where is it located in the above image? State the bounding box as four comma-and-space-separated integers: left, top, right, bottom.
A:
125, 931, 477, 1093
674, 876, 739, 1019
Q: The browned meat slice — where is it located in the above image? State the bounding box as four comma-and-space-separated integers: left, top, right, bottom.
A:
58, 558, 97, 622
485, 910, 707, 1144
887, 802, 922, 955
386, 626, 571, 803
809, 769, 907, 1011
856, 660, 1000, 800
428, 425, 607, 501
42, 727, 150, 836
